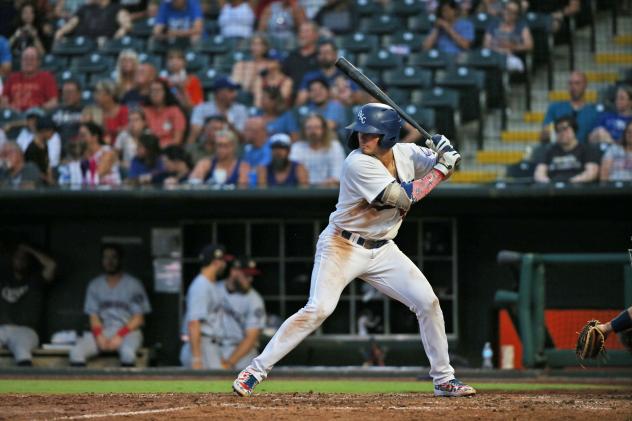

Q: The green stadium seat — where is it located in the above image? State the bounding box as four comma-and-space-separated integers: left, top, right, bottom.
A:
55, 69, 87, 90
360, 15, 403, 37
337, 32, 379, 54
384, 87, 410, 104
88, 70, 116, 89
388, 0, 426, 19
195, 35, 234, 57
137, 52, 163, 70
197, 68, 226, 92
386, 31, 424, 54
354, 0, 383, 17
402, 104, 435, 132
148, 38, 191, 55
463, 48, 506, 127
363, 49, 403, 74
204, 20, 220, 35
130, 17, 155, 39
470, 13, 499, 49
213, 51, 251, 74
52, 36, 96, 58
407, 49, 454, 81
409, 15, 436, 34
418, 87, 460, 143
71, 53, 114, 75
99, 36, 145, 57
383, 66, 432, 90
41, 54, 64, 73
183, 51, 209, 73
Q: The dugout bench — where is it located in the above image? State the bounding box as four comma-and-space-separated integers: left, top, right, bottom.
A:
0, 347, 150, 368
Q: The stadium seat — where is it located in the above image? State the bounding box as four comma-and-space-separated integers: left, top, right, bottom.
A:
52, 36, 96, 58
197, 68, 226, 92
195, 35, 235, 57
204, 20, 220, 36
99, 36, 145, 57
55, 70, 87, 90
524, 11, 555, 90
137, 52, 163, 70
213, 51, 251, 74
408, 49, 454, 80
130, 17, 155, 39
71, 53, 114, 76
148, 38, 191, 55
41, 54, 64, 73
463, 48, 507, 127
81, 89, 94, 104
385, 87, 411, 104
388, 0, 426, 19
183, 51, 209, 73
337, 32, 379, 55
408, 15, 436, 34
354, 0, 383, 17
418, 87, 459, 145
363, 49, 403, 76
87, 70, 117, 89
469, 13, 500, 49
360, 15, 403, 37
436, 66, 486, 148
386, 31, 424, 55
383, 66, 432, 90
402, 104, 435, 132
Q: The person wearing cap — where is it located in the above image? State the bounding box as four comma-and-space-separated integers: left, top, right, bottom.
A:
188, 76, 248, 145
24, 115, 61, 185
217, 256, 266, 371
257, 133, 308, 187
180, 244, 233, 369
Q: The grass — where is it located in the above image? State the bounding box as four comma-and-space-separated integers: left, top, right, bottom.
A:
0, 380, 626, 394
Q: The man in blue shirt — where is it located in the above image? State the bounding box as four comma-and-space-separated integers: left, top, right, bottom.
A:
422, 0, 474, 55
0, 35, 11, 77
242, 117, 271, 168
541, 71, 599, 144
306, 77, 347, 131
153, 0, 204, 43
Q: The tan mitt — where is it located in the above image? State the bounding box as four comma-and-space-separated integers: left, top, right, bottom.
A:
576, 320, 606, 360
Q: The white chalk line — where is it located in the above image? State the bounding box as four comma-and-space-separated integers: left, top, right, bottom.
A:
51, 405, 193, 420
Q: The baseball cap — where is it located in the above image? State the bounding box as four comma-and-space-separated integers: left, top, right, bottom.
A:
269, 133, 291, 149
199, 243, 235, 266
36, 115, 57, 131
231, 256, 262, 276
213, 76, 241, 91
25, 107, 45, 119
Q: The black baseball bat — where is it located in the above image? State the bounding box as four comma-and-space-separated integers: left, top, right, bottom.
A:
335, 56, 432, 140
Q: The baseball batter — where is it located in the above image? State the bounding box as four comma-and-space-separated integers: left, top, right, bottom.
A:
234, 103, 475, 397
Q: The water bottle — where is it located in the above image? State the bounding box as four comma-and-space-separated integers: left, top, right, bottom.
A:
482, 342, 493, 369
248, 169, 258, 188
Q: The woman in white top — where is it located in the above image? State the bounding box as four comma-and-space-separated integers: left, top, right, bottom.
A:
218, 0, 255, 39
114, 108, 147, 171
80, 121, 121, 186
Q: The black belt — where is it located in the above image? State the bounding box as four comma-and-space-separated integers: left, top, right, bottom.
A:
341, 230, 388, 249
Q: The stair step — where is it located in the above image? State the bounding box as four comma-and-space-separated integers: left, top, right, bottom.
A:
450, 171, 498, 184
523, 111, 545, 123
501, 130, 540, 142
476, 150, 524, 165
614, 34, 632, 46
586, 71, 619, 83
595, 53, 632, 65
548, 90, 598, 102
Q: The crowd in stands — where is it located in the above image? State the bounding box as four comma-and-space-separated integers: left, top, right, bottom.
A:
0, 0, 629, 188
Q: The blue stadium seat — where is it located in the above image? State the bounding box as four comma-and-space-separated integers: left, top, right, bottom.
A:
52, 36, 96, 58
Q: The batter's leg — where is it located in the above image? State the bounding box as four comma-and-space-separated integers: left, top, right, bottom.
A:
118, 330, 143, 366
5, 325, 38, 364
364, 242, 455, 385
247, 229, 367, 381
69, 331, 99, 365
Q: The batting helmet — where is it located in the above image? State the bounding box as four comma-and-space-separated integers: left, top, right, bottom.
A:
346, 103, 403, 150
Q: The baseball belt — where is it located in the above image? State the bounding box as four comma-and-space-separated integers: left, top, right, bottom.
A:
341, 230, 388, 250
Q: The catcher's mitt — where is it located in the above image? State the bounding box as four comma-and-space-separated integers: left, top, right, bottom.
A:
576, 320, 606, 360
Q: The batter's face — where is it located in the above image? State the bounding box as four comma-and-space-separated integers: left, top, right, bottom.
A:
358, 132, 381, 155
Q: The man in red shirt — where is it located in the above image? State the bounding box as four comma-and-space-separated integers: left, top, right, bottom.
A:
1, 47, 58, 112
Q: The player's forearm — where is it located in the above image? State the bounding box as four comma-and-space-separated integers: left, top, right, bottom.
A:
403, 169, 445, 203
90, 314, 104, 337
188, 321, 202, 359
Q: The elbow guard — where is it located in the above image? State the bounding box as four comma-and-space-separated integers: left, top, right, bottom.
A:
379, 182, 412, 212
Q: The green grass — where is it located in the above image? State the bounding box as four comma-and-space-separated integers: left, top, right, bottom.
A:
0, 380, 626, 394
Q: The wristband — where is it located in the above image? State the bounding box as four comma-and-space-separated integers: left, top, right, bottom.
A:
91, 326, 103, 338
117, 326, 131, 337
611, 310, 632, 333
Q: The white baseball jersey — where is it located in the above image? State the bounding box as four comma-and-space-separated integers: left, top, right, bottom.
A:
329, 143, 437, 240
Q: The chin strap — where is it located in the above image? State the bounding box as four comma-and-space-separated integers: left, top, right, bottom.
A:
401, 169, 445, 203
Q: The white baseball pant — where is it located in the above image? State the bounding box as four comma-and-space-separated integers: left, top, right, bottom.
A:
0, 324, 39, 363
69, 329, 143, 365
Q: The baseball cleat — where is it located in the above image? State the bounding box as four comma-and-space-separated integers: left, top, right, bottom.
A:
434, 379, 476, 397
232, 369, 260, 397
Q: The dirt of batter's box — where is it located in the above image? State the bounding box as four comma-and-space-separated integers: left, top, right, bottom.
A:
1, 391, 631, 420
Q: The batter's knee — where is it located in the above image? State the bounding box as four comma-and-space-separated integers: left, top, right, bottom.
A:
302, 302, 336, 325
411, 295, 440, 319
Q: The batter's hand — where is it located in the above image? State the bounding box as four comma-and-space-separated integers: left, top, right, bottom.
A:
425, 134, 452, 155
434, 148, 461, 177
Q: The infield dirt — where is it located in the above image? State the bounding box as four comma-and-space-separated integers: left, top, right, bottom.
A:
1, 390, 631, 420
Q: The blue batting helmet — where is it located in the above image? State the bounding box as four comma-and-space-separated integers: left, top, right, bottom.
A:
346, 103, 403, 150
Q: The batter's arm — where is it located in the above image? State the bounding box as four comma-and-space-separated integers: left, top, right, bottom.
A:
223, 328, 261, 369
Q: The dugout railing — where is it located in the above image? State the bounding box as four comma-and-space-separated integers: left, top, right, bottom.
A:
495, 251, 632, 368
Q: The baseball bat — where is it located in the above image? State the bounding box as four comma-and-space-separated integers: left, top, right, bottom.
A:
335, 56, 432, 140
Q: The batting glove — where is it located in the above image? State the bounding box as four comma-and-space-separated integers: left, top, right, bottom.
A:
425, 134, 452, 155
433, 147, 461, 177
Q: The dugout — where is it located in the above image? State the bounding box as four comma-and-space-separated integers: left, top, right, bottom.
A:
0, 184, 630, 368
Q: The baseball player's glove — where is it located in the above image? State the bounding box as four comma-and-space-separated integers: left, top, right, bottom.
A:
576, 320, 606, 360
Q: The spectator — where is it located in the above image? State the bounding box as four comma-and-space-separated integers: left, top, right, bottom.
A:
16, 107, 44, 152
57, 141, 86, 185
289, 113, 344, 187
153, 0, 204, 44
188, 77, 248, 145
119, 0, 150, 20
54, 0, 89, 23
296, 40, 357, 106
231, 33, 272, 96
188, 114, 227, 163
529, 0, 580, 33
79, 121, 121, 186
281, 21, 320, 95
313, 0, 357, 35
422, 0, 474, 55
0, 35, 11, 77
257, 133, 308, 187
258, 87, 300, 141
600, 121, 632, 182
69, 244, 151, 367
114, 108, 147, 171
483, 0, 533, 73
8, 2, 49, 56
300, 0, 326, 20
242, 116, 271, 168
217, 256, 266, 370
24, 115, 60, 185
589, 86, 632, 146
160, 145, 191, 185
51, 79, 84, 144
0, 142, 42, 188
121, 63, 157, 109
258, 0, 306, 49
534, 115, 600, 184
114, 49, 139, 100
541, 71, 599, 144
253, 51, 293, 109
94, 80, 129, 145
305, 77, 347, 131
189, 130, 250, 187
1, 47, 58, 112
166, 49, 204, 112
0, 243, 56, 365
476, 0, 505, 16
143, 79, 186, 148
218, 0, 255, 40
54, 0, 131, 41
180, 243, 231, 369
126, 133, 165, 185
